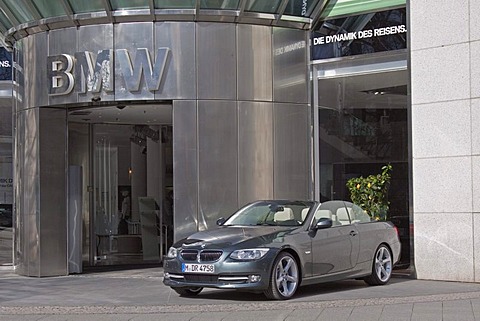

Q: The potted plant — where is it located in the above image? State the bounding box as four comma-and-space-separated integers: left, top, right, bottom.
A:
346, 164, 392, 221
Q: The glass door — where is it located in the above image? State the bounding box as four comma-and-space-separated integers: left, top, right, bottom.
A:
92, 123, 173, 266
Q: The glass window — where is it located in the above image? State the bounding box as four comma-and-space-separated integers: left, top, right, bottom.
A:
0, 11, 13, 30
348, 203, 371, 223
67, 0, 105, 14
320, 0, 405, 20
317, 201, 349, 226
316, 61, 409, 265
200, 0, 239, 10
110, 0, 149, 10
245, 0, 282, 14
224, 200, 314, 226
32, 0, 66, 18
155, 0, 195, 9
3, 0, 35, 24
284, 0, 316, 17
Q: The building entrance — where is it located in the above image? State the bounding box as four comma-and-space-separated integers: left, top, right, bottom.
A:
68, 103, 173, 267
313, 54, 411, 268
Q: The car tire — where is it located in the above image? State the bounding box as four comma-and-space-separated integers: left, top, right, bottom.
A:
264, 252, 299, 300
364, 244, 393, 286
172, 287, 203, 297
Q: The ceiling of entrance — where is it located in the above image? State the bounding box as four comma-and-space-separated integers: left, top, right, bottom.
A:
68, 104, 172, 125
318, 70, 407, 110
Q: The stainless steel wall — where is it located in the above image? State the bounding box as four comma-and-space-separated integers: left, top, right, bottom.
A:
14, 107, 67, 276
14, 21, 310, 274
238, 102, 274, 206
172, 100, 198, 241
198, 100, 238, 232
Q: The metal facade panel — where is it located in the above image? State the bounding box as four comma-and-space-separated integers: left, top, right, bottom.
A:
273, 103, 310, 200
273, 28, 308, 103
238, 101, 274, 206
198, 100, 238, 230
197, 23, 236, 100
172, 100, 198, 242
24, 33, 48, 109
48, 28, 78, 106
39, 108, 67, 276
155, 22, 196, 100
13, 39, 26, 114
237, 25, 273, 102
76, 24, 115, 103
14, 108, 41, 276
114, 22, 154, 101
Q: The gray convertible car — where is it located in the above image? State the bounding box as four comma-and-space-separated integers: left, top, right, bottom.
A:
163, 200, 401, 300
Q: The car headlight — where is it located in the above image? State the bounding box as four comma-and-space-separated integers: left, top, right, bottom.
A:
166, 247, 178, 258
229, 248, 270, 261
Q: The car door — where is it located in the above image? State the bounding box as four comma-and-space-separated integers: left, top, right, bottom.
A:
310, 201, 359, 275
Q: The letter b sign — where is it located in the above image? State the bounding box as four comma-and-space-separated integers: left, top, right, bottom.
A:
47, 54, 74, 96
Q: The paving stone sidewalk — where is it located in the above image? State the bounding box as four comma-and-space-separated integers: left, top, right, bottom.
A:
1, 266, 480, 320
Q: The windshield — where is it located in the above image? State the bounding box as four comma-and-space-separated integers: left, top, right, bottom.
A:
223, 200, 315, 227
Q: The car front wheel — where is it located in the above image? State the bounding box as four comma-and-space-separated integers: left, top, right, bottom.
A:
172, 287, 203, 297
364, 244, 392, 286
264, 252, 299, 300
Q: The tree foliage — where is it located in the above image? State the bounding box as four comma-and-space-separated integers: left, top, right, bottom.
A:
346, 164, 392, 221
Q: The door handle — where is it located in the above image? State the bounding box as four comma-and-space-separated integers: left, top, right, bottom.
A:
349, 231, 357, 237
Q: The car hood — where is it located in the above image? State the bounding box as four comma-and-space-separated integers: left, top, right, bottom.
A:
175, 225, 297, 250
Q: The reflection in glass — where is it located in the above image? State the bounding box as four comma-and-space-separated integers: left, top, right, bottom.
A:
110, 0, 149, 10
200, 0, 239, 10
3, 0, 35, 23
32, 0, 65, 18
284, 0, 315, 17
0, 10, 13, 30
67, 0, 105, 14
245, 0, 281, 14
155, 0, 195, 9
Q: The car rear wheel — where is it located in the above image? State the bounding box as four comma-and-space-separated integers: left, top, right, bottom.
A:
172, 287, 203, 297
264, 252, 299, 300
364, 244, 392, 286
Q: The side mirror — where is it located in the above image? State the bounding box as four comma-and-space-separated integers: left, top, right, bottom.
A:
216, 217, 226, 226
315, 218, 333, 230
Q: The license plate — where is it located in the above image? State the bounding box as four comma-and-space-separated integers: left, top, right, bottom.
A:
182, 263, 215, 273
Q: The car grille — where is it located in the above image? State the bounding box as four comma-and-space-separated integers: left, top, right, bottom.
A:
180, 250, 223, 262
180, 249, 198, 261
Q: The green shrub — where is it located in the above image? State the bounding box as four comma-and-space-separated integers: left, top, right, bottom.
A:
346, 164, 392, 221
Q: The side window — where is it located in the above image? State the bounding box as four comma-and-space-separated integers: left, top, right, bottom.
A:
317, 201, 351, 226
335, 206, 351, 225
350, 203, 371, 223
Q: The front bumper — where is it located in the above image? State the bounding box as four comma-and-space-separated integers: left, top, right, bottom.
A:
163, 253, 276, 291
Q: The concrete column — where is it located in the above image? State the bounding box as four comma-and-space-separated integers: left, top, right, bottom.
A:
410, 1, 477, 281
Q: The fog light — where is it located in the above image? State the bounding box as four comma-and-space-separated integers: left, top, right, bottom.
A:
164, 272, 170, 279
248, 275, 261, 283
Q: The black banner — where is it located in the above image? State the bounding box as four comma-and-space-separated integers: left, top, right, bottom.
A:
0, 47, 12, 80
311, 8, 407, 60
